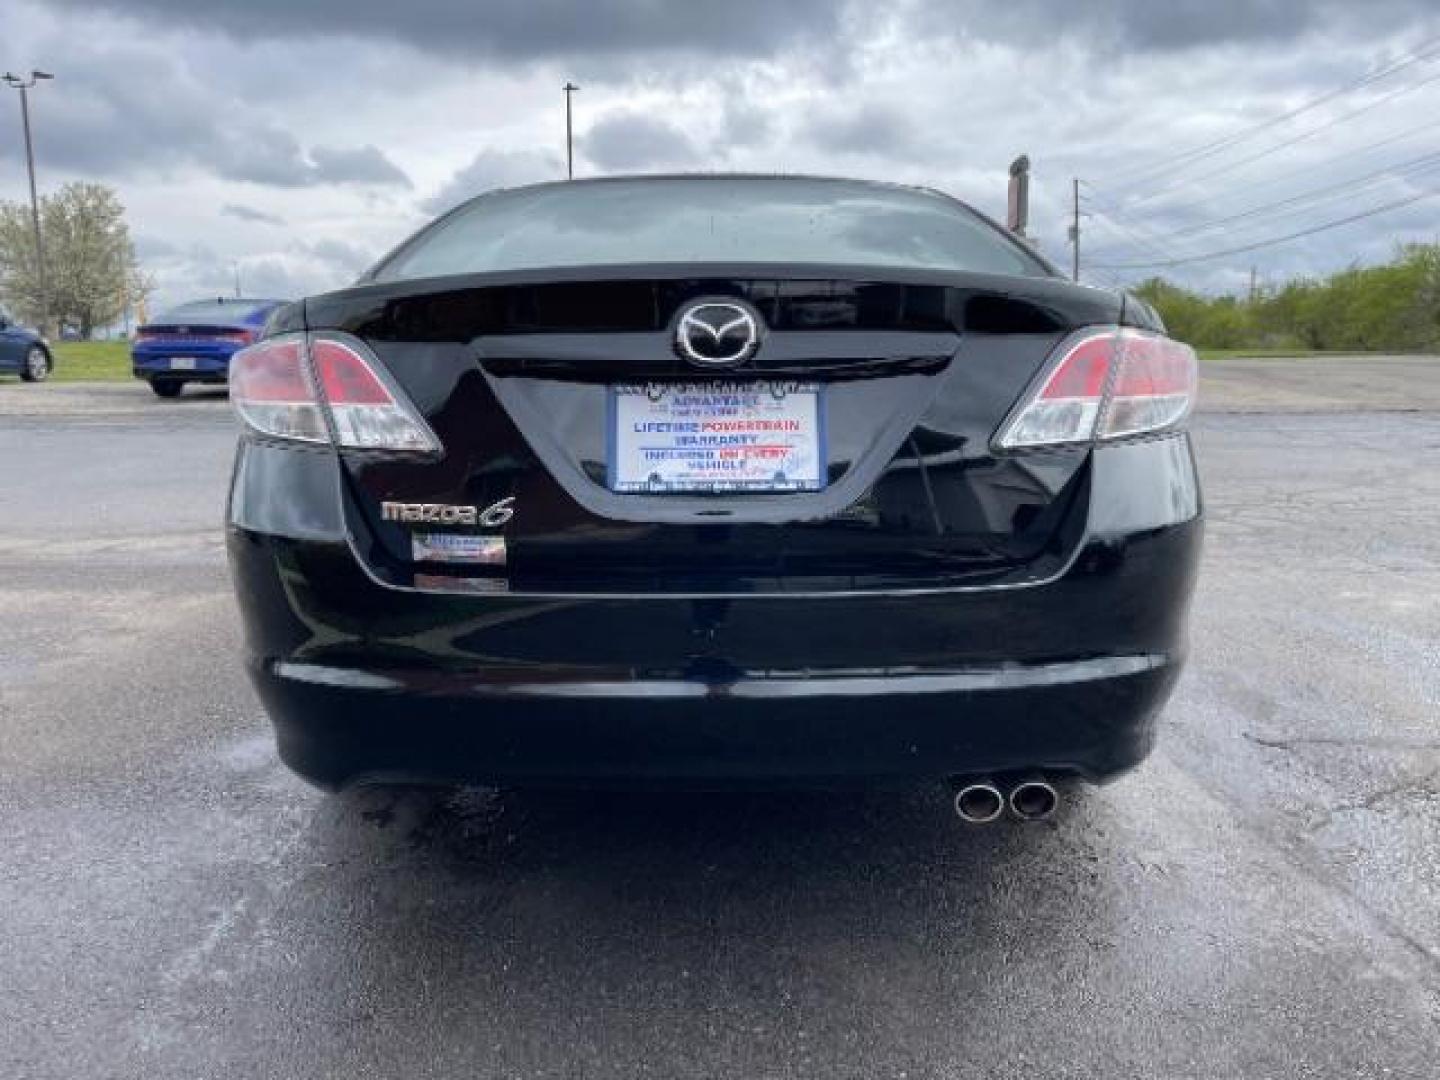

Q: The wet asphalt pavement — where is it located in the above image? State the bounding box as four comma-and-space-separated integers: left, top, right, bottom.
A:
1, 363, 1438, 1079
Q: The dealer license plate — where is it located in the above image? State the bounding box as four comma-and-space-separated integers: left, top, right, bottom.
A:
608, 381, 825, 493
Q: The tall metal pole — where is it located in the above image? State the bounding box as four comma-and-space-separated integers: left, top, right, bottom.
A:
1071, 177, 1081, 283
5, 71, 53, 334
563, 82, 579, 180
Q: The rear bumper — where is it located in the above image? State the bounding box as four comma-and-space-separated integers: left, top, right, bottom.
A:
226, 433, 1202, 790
131, 347, 234, 380
251, 650, 1179, 789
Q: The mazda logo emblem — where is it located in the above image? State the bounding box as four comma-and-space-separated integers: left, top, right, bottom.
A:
674, 301, 761, 368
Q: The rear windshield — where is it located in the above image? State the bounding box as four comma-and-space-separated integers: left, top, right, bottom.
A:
371, 177, 1050, 282
155, 300, 276, 324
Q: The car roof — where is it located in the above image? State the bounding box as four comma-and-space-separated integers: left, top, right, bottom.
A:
458, 172, 962, 208
147, 298, 286, 326
167, 298, 285, 308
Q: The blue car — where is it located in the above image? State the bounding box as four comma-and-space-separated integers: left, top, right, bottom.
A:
132, 298, 287, 397
0, 313, 52, 382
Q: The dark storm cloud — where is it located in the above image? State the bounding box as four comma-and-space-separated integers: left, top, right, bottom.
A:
924, 0, 1435, 51
18, 0, 1440, 300
60, 0, 1424, 59
0, 58, 297, 182
309, 145, 412, 187
45, 0, 846, 60
0, 68, 410, 189
582, 113, 700, 172
423, 148, 566, 213
0, 31, 410, 190
208, 128, 317, 187
221, 204, 285, 226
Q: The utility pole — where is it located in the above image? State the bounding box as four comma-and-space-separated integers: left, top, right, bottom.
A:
1069, 177, 1081, 282
1248, 266, 1258, 303
3, 70, 55, 335
563, 81, 579, 180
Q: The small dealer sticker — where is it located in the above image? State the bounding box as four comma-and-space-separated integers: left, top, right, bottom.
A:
411, 533, 507, 566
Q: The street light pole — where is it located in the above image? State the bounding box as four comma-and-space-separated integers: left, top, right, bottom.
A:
563, 81, 579, 180
4, 70, 54, 335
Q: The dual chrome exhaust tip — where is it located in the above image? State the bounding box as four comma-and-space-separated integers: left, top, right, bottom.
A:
953, 782, 1005, 824
952, 778, 1059, 823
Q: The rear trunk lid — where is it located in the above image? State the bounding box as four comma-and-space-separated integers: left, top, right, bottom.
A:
304, 267, 1122, 594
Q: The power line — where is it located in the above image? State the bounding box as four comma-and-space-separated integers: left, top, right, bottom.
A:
1181, 114, 1440, 210
1086, 265, 1127, 290
1083, 118, 1440, 270
1087, 206, 1183, 264
1081, 221, 1171, 283
1084, 183, 1219, 262
1116, 65, 1440, 208
1090, 184, 1440, 270
1103, 34, 1440, 191
1149, 148, 1440, 241
1076, 184, 1182, 279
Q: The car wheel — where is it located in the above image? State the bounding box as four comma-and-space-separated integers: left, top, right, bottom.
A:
19, 346, 51, 383
150, 379, 184, 398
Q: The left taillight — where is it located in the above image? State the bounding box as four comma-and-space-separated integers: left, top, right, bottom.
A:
995, 327, 1198, 450
229, 332, 439, 453
229, 334, 328, 444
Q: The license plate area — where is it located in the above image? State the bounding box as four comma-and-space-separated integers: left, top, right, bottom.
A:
608, 381, 825, 494
168, 357, 198, 371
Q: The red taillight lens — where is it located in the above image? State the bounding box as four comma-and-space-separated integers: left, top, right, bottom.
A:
1101, 333, 1198, 439
312, 339, 393, 405
309, 337, 439, 451
217, 329, 257, 345
996, 327, 1197, 449
230, 333, 438, 452
1038, 335, 1112, 401
229, 335, 327, 443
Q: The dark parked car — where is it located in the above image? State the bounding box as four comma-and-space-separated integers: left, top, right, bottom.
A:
132, 297, 285, 397
226, 175, 1202, 821
0, 314, 52, 382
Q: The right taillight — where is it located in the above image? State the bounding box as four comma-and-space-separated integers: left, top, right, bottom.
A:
230, 332, 439, 453
995, 327, 1197, 450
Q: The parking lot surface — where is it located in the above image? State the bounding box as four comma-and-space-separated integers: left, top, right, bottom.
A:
2, 359, 1438, 1079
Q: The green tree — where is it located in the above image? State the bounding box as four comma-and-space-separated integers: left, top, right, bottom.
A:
0, 182, 141, 338
1130, 278, 1209, 342
1131, 244, 1440, 353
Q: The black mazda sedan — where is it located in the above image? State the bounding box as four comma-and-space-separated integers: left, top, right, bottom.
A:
226, 175, 1202, 820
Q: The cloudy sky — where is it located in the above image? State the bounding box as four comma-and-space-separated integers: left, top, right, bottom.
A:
3, 0, 1440, 315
